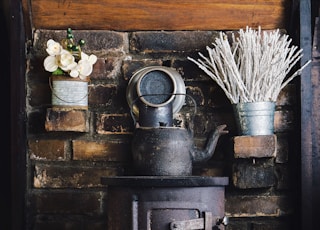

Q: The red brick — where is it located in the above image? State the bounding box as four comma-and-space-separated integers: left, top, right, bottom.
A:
88, 84, 117, 106
276, 84, 296, 107
274, 110, 295, 132
275, 133, 289, 163
72, 139, 131, 161
130, 31, 219, 53
33, 164, 123, 188
29, 139, 66, 160
122, 59, 163, 80
186, 81, 230, 107
33, 218, 107, 230
28, 80, 51, 107
33, 30, 128, 57
233, 135, 277, 158
251, 221, 291, 230
232, 159, 275, 188
192, 111, 235, 137
89, 58, 108, 79
30, 189, 105, 214
225, 195, 292, 217
45, 108, 89, 132
226, 219, 291, 230
96, 113, 133, 134
90, 57, 123, 80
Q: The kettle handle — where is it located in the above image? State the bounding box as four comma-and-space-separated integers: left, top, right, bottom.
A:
129, 93, 197, 130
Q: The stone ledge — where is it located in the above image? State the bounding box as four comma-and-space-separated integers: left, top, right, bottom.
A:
232, 135, 277, 158
45, 108, 89, 132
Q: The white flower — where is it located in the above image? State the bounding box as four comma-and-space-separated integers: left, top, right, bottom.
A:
69, 60, 92, 79
59, 49, 77, 71
43, 30, 97, 80
43, 55, 59, 72
84, 53, 98, 66
69, 52, 97, 79
46, 39, 62, 56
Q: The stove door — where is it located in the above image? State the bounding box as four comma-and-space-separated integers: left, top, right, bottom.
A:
150, 208, 199, 230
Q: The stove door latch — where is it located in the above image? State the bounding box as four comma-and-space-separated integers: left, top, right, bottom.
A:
170, 212, 228, 230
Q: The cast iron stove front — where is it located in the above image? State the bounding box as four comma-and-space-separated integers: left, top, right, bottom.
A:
101, 176, 228, 230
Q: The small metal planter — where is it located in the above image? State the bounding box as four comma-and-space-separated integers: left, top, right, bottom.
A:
50, 75, 89, 110
233, 101, 275, 136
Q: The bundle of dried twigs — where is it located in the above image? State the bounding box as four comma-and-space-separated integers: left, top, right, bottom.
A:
188, 26, 311, 104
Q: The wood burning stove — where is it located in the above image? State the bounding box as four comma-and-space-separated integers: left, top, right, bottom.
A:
102, 176, 228, 230
101, 66, 229, 229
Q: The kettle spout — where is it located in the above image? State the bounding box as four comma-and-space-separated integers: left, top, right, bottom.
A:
191, 124, 228, 163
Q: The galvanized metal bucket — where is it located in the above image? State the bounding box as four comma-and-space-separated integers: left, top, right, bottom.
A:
50, 75, 89, 110
233, 101, 275, 136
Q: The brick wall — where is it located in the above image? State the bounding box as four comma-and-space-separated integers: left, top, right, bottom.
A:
26, 29, 300, 229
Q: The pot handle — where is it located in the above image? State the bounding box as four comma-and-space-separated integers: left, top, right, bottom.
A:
129, 93, 197, 130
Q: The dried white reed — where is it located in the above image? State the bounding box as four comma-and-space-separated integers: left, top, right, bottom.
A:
188, 26, 311, 104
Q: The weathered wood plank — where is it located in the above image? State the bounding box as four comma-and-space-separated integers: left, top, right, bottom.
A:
28, 0, 289, 30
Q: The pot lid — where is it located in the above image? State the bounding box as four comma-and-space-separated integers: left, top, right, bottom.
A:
126, 66, 186, 117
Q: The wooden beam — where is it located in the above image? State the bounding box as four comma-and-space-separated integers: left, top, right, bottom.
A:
28, 0, 289, 30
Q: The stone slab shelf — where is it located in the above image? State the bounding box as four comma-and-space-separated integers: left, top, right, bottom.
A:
45, 108, 89, 132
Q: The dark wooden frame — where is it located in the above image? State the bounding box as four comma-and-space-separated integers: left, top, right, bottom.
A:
8, 0, 319, 229
9, 0, 27, 229
299, 0, 319, 229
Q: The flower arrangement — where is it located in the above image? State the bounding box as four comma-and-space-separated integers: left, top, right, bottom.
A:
188, 26, 311, 104
43, 28, 97, 80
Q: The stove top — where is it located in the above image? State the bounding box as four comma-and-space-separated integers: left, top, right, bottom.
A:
101, 176, 229, 187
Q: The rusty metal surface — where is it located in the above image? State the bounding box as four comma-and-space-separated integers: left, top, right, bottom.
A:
131, 127, 194, 175
131, 125, 228, 176
105, 183, 227, 230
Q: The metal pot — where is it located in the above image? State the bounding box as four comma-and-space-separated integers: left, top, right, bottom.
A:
127, 66, 228, 176
132, 125, 228, 176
